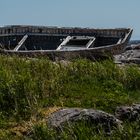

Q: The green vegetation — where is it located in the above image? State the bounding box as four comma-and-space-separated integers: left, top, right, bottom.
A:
0, 55, 140, 139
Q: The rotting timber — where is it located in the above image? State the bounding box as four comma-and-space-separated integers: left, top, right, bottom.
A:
0, 25, 133, 60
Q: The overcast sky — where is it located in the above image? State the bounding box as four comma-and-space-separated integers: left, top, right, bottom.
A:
0, 0, 140, 39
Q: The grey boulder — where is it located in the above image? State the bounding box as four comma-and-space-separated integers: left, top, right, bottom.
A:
47, 108, 122, 132
115, 104, 140, 121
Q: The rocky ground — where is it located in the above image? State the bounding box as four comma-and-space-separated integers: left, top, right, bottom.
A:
114, 42, 140, 65
46, 104, 140, 133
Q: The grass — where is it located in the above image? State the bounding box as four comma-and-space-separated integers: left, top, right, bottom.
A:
30, 121, 140, 140
0, 55, 140, 139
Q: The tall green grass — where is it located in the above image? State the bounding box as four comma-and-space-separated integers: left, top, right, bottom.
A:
30, 121, 140, 140
0, 56, 140, 118
0, 55, 140, 139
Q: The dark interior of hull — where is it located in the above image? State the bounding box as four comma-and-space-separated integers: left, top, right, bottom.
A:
65, 39, 90, 46
21, 35, 63, 50
94, 37, 120, 47
0, 35, 23, 50
0, 35, 121, 51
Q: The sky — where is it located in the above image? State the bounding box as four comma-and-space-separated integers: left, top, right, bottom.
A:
0, 0, 140, 39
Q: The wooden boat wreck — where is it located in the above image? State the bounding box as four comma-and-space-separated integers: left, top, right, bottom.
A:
0, 25, 133, 60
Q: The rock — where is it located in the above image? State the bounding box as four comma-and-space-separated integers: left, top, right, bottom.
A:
47, 108, 81, 127
133, 44, 140, 50
115, 104, 140, 121
47, 108, 122, 132
114, 49, 140, 64
115, 106, 134, 121
125, 46, 133, 51
121, 58, 140, 64
114, 42, 140, 65
125, 44, 140, 51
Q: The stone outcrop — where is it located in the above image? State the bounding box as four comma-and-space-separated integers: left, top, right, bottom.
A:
115, 104, 140, 121
47, 108, 122, 132
47, 104, 140, 132
114, 44, 140, 64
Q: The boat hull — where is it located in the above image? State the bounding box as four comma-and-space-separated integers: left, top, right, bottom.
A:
0, 26, 133, 60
